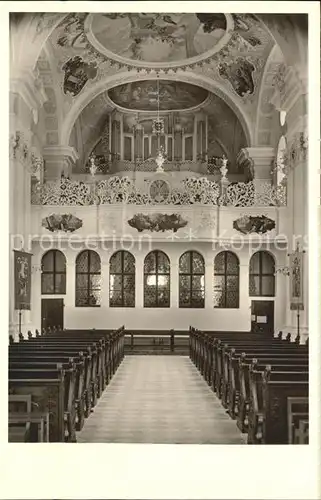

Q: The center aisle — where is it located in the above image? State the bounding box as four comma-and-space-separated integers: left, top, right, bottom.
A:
77, 356, 247, 444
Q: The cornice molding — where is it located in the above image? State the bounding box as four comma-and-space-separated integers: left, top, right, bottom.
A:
43, 145, 79, 163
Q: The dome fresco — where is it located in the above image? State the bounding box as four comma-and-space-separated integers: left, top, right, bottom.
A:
108, 80, 209, 111
88, 13, 227, 63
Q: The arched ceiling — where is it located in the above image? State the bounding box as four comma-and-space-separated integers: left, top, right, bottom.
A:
10, 11, 308, 159
70, 89, 247, 173
36, 11, 276, 148
108, 80, 209, 111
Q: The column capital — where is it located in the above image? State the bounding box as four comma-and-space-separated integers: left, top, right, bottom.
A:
43, 145, 79, 162
43, 146, 79, 180
241, 147, 275, 163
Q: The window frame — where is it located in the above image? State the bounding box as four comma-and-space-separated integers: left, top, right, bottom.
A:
249, 251, 275, 297
75, 250, 101, 307
109, 250, 135, 308
179, 251, 205, 309
41, 250, 66, 295
214, 251, 240, 309
144, 250, 170, 308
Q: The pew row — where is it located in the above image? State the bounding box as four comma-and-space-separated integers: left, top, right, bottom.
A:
189, 327, 309, 444
8, 326, 125, 442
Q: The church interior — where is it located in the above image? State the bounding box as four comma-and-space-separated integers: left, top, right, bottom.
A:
8, 11, 311, 446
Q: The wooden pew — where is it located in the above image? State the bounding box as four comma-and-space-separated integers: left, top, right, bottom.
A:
223, 345, 307, 411
234, 353, 308, 432
16, 339, 103, 400
42, 326, 125, 383
217, 342, 307, 402
248, 366, 308, 443
8, 326, 125, 437
189, 327, 309, 444
260, 375, 309, 444
9, 368, 65, 442
9, 349, 92, 423
9, 345, 97, 411
9, 357, 86, 431
9, 366, 77, 442
9, 412, 50, 442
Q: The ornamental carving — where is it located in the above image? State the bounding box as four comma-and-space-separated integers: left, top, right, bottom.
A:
10, 132, 44, 177
289, 132, 308, 166
42, 213, 83, 232
10, 131, 29, 162
233, 215, 275, 234
128, 213, 188, 233
31, 176, 286, 207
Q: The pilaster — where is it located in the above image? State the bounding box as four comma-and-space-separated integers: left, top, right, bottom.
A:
135, 253, 144, 309
171, 258, 179, 308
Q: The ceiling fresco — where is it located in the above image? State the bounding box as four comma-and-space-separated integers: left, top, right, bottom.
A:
18, 11, 279, 157
88, 13, 227, 63
108, 81, 209, 111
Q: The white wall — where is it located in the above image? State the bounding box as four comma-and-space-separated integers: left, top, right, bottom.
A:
30, 240, 287, 333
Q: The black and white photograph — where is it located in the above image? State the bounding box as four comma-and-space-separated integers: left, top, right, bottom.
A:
3, 1, 320, 498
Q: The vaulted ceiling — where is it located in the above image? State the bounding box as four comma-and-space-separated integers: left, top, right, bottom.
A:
10, 12, 308, 171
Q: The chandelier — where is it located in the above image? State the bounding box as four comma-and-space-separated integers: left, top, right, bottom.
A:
152, 77, 166, 173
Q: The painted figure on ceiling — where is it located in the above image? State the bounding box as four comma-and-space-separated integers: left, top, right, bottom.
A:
62, 56, 98, 96
90, 13, 226, 63
218, 57, 255, 97
232, 14, 262, 46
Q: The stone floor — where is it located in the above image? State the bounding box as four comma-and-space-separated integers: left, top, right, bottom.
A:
77, 356, 247, 444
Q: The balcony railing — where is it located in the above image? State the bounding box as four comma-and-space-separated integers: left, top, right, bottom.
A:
31, 176, 287, 207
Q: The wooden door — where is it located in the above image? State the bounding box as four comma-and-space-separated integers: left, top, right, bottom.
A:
41, 298, 64, 331
251, 300, 274, 334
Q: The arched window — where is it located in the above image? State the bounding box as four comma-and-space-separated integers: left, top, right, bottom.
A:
179, 251, 205, 308
214, 251, 239, 308
249, 251, 275, 297
109, 251, 135, 307
75, 250, 101, 307
144, 251, 170, 307
41, 250, 66, 294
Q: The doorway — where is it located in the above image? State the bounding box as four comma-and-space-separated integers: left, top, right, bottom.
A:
41, 298, 64, 331
251, 300, 274, 334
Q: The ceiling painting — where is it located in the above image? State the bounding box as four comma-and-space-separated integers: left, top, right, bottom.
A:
108, 80, 209, 111
88, 13, 227, 63
218, 57, 255, 97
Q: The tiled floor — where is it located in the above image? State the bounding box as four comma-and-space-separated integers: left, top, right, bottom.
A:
77, 356, 247, 444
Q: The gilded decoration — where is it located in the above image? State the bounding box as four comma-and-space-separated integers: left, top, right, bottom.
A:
128, 213, 188, 233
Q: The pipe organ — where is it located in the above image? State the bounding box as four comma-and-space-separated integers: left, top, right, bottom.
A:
106, 110, 208, 167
